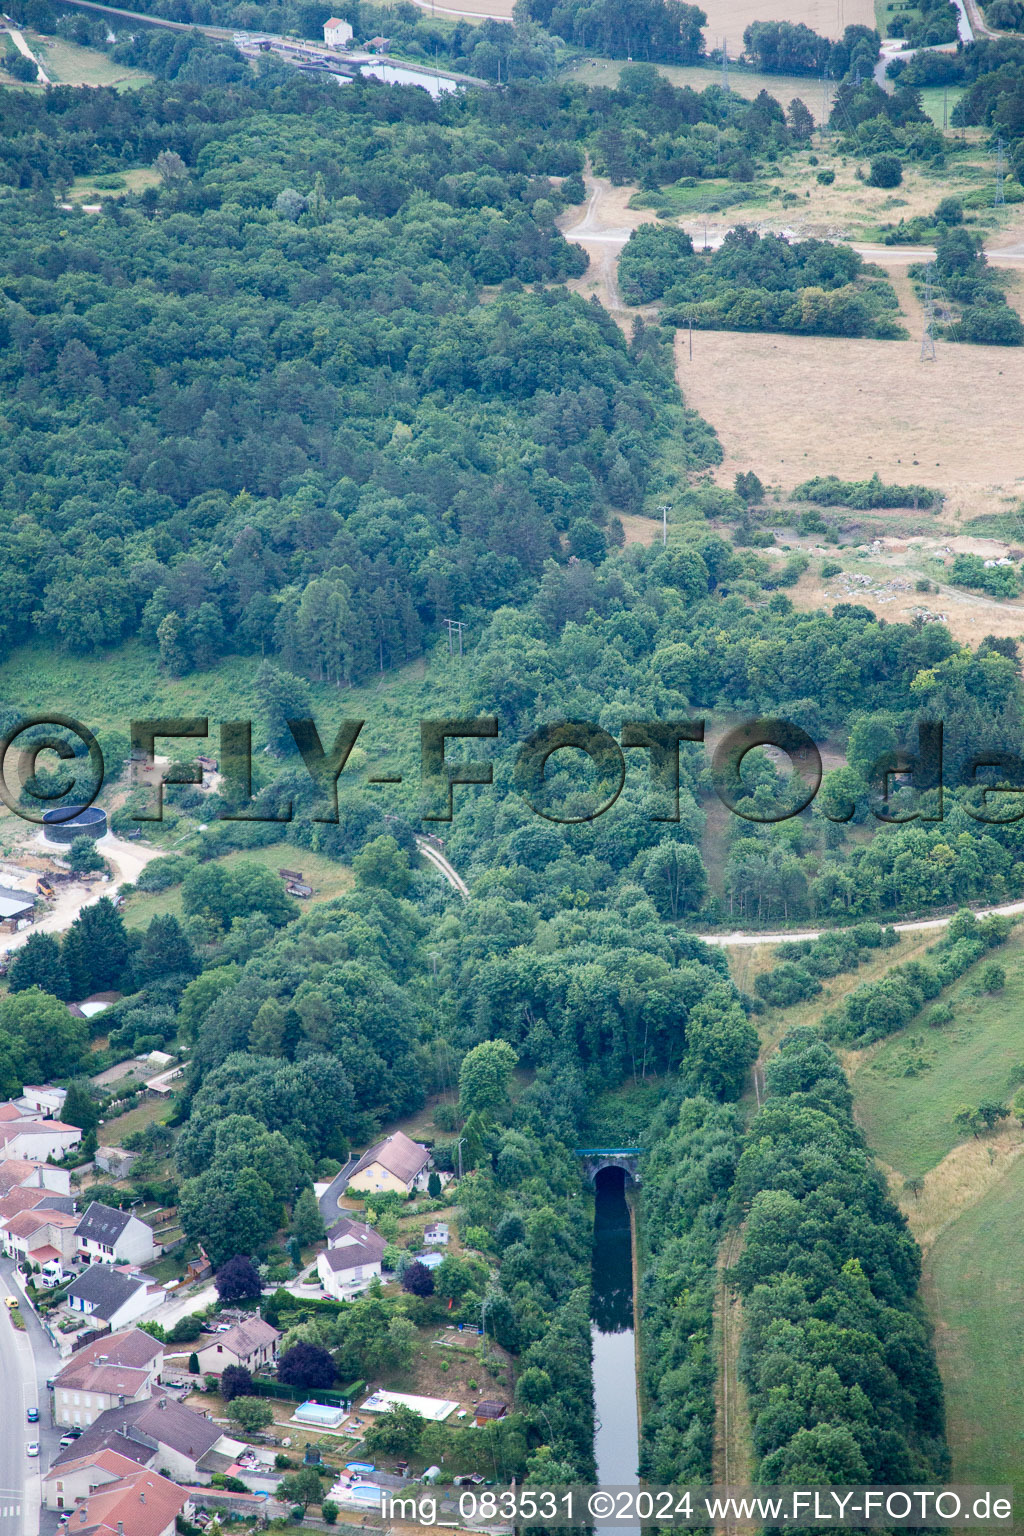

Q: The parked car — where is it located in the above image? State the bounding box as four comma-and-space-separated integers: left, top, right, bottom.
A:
27, 1444, 39, 1458
4, 1295, 17, 1310
26, 1407, 38, 1423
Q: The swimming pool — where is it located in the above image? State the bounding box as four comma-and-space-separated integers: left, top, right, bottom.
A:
294, 1401, 346, 1428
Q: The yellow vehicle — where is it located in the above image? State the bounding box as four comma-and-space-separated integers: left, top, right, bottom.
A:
4, 1296, 18, 1310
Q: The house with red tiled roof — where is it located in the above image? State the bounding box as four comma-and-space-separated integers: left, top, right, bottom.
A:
0, 1106, 81, 1161
55, 1467, 190, 1536
322, 16, 352, 45
2, 1205, 79, 1271
0, 1156, 71, 1197
53, 1330, 163, 1428
44, 1449, 142, 1512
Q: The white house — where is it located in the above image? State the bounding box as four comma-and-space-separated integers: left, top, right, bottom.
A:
317, 1218, 387, 1299
423, 1222, 449, 1245
323, 16, 353, 46
76, 1201, 157, 1266
195, 1317, 279, 1377
0, 1157, 71, 1197
16, 1085, 67, 1118
65, 1264, 162, 1332
0, 1108, 81, 1162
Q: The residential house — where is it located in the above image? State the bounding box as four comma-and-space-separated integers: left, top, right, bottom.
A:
53, 1330, 163, 1428
345, 1131, 430, 1196
366, 35, 391, 51
77, 1202, 157, 1267
95, 1148, 139, 1181
0, 1157, 72, 1197
194, 1317, 279, 1377
65, 1265, 163, 1332
0, 1107, 81, 1161
44, 1449, 143, 1512
474, 1400, 507, 1428
423, 1222, 449, 1246
47, 1395, 227, 1491
2, 1205, 80, 1276
51, 1467, 190, 1536
317, 1218, 386, 1300
322, 16, 353, 46
17, 1085, 68, 1118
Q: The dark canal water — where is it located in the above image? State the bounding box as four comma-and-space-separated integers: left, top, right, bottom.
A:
591, 1167, 641, 1535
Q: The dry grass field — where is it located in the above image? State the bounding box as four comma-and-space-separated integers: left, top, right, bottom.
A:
569, 57, 831, 119
700, 0, 874, 57
675, 273, 1024, 526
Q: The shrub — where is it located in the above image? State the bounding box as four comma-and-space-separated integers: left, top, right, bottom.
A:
816, 168, 835, 184
821, 560, 842, 577
868, 154, 903, 188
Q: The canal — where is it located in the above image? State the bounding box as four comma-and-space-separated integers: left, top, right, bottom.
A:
591, 1166, 641, 1535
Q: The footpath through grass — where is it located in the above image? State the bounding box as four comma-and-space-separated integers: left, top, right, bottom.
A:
852, 927, 1024, 1180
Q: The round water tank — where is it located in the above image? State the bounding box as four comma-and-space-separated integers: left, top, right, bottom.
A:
41, 805, 107, 845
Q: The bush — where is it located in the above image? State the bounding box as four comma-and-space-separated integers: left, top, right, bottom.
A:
821, 560, 842, 577
816, 168, 835, 184
322, 1503, 339, 1525
215, 1255, 262, 1301
867, 154, 902, 188
221, 1364, 254, 1401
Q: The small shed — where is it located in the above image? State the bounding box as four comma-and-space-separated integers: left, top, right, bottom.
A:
95, 1146, 139, 1180
474, 1401, 507, 1427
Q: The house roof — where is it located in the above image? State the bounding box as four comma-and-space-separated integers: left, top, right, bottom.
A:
0, 1187, 50, 1221
67, 1264, 148, 1320
4, 1207, 78, 1238
54, 1394, 222, 1469
211, 1317, 279, 1360
77, 1201, 135, 1244
55, 1329, 162, 1394
66, 1328, 164, 1371
474, 1400, 507, 1419
348, 1130, 429, 1186
0, 1157, 46, 1195
324, 16, 348, 24
326, 1217, 388, 1266
0, 886, 34, 918
45, 1448, 143, 1484
65, 1467, 187, 1536
0, 1104, 25, 1122
29, 1244, 62, 1263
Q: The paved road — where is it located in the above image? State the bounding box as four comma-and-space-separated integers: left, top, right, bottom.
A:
0, 1258, 62, 1536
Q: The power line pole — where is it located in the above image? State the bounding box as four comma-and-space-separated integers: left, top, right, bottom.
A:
995, 136, 1006, 208
660, 504, 670, 546
442, 617, 464, 657
920, 264, 936, 363
943, 85, 948, 131
821, 68, 831, 137
721, 36, 728, 91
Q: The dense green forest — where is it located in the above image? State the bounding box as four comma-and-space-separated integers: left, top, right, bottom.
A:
11, 12, 1024, 1499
